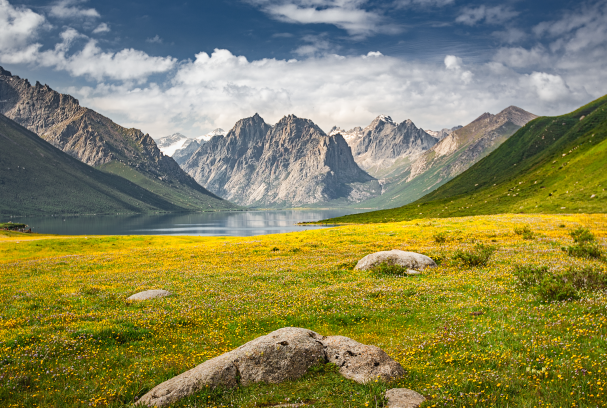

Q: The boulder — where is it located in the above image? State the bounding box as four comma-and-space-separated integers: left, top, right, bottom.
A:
323, 336, 405, 383
355, 250, 436, 273
385, 388, 426, 408
137, 353, 238, 407
138, 328, 326, 407
127, 290, 171, 301
231, 327, 326, 386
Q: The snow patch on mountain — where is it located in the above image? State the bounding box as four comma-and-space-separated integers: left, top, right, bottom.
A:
196, 128, 225, 142
157, 133, 190, 156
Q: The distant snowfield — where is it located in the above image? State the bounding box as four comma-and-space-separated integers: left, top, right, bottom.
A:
157, 129, 225, 156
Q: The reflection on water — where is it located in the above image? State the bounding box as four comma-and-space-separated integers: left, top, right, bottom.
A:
18, 209, 363, 236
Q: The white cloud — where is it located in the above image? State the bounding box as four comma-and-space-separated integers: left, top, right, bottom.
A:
394, 0, 454, 8
245, 0, 399, 37
146, 35, 163, 44
492, 27, 526, 44
456, 5, 519, 26
525, 72, 571, 102
92, 23, 110, 34
49, 0, 99, 19
68, 46, 603, 139
0, 0, 48, 54
293, 34, 337, 56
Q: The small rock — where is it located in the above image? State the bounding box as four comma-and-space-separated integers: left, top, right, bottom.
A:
385, 388, 426, 408
580, 115, 585, 121
323, 336, 405, 383
591, 194, 596, 198
127, 290, 172, 301
355, 250, 437, 272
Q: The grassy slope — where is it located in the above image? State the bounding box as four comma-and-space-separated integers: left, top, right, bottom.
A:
325, 95, 607, 224
98, 161, 238, 212
0, 114, 209, 216
1, 214, 607, 407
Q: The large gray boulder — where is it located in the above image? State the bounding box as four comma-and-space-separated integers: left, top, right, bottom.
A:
355, 250, 436, 273
231, 327, 326, 386
324, 336, 405, 383
138, 328, 326, 407
127, 290, 172, 301
385, 388, 426, 408
138, 327, 405, 407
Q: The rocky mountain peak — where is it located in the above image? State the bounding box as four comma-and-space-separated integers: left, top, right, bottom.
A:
471, 112, 493, 123
183, 114, 379, 207
0, 66, 12, 76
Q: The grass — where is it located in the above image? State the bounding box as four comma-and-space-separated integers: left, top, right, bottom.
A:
320, 94, 607, 224
1, 214, 607, 407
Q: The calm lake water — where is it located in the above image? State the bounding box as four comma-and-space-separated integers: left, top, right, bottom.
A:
17, 209, 364, 236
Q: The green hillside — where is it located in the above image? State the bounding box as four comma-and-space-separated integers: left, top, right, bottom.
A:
0, 114, 232, 216
322, 95, 607, 223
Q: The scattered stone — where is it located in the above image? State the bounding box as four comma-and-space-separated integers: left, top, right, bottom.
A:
138, 327, 405, 407
591, 194, 596, 198
385, 388, 426, 408
354, 250, 437, 272
323, 336, 405, 383
127, 290, 172, 301
580, 115, 585, 121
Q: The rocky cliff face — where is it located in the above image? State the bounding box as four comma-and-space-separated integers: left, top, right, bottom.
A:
0, 66, 232, 211
173, 139, 202, 165
330, 115, 437, 178
184, 114, 379, 207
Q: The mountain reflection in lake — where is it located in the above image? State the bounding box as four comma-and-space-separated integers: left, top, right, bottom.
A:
18, 209, 364, 236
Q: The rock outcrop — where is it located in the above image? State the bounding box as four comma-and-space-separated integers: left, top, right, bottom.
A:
330, 115, 438, 179
355, 250, 437, 272
183, 114, 380, 207
323, 336, 405, 383
127, 290, 172, 301
138, 327, 404, 407
0, 66, 233, 211
385, 388, 426, 408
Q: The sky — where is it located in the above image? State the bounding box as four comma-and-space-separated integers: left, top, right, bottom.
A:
1, 0, 607, 139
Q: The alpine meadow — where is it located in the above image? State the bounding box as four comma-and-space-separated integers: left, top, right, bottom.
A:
2, 0, 607, 407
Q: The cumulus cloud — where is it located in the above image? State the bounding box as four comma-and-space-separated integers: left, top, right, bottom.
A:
49, 0, 99, 19
67, 45, 603, 139
92, 23, 110, 34
0, 0, 176, 82
0, 0, 48, 53
456, 5, 519, 26
245, 0, 399, 37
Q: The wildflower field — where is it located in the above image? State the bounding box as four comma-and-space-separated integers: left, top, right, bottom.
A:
1, 214, 607, 408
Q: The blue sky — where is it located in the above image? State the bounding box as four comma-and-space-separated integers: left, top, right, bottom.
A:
1, 0, 606, 138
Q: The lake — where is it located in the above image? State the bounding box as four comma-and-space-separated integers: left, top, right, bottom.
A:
16, 209, 364, 236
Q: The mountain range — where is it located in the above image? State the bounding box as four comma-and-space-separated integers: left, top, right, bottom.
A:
183, 114, 380, 207
0, 65, 547, 214
0, 67, 235, 214
346, 106, 537, 209
321, 94, 607, 223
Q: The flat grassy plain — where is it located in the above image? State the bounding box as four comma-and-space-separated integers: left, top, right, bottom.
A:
1, 214, 607, 407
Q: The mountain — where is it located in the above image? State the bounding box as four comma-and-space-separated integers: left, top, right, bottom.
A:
425, 126, 463, 141
353, 106, 537, 209
183, 114, 380, 207
0, 67, 235, 212
330, 115, 438, 179
0, 114, 208, 216
320, 95, 607, 224
157, 133, 191, 156
173, 139, 203, 165
196, 128, 225, 142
